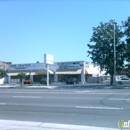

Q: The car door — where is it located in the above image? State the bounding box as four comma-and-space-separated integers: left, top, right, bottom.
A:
121, 78, 130, 84
125, 78, 130, 84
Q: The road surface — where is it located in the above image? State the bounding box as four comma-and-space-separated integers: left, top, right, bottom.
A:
0, 88, 130, 129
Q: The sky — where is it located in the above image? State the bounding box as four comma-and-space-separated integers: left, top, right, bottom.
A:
0, 0, 130, 64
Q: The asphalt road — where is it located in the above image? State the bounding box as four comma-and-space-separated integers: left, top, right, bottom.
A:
0, 88, 130, 129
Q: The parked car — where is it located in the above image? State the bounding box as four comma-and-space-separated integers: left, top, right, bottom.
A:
66, 78, 78, 84
40, 78, 51, 84
24, 79, 32, 84
116, 78, 130, 85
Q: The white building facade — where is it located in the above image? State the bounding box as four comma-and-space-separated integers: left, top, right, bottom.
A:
6, 61, 104, 84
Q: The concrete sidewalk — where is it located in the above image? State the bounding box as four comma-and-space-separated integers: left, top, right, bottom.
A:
0, 83, 58, 89
0, 120, 118, 130
0, 83, 129, 89
0, 84, 18, 88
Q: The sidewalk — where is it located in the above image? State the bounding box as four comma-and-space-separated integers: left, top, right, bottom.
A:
0, 84, 58, 89
0, 83, 18, 88
0, 120, 118, 130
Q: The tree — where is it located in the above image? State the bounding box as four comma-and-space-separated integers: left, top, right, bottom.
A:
0, 69, 7, 79
123, 17, 130, 64
17, 73, 26, 86
87, 20, 125, 85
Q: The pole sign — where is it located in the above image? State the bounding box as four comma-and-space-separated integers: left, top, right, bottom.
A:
44, 54, 54, 65
44, 54, 54, 86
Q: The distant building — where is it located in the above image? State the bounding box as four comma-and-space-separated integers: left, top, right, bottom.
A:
0, 61, 9, 71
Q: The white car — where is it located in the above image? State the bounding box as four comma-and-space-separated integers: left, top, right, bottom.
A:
116, 78, 130, 85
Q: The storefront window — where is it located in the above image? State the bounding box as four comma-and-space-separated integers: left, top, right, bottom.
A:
58, 74, 81, 82
33, 75, 54, 83
11, 76, 18, 79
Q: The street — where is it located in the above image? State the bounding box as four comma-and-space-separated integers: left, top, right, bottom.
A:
0, 88, 130, 129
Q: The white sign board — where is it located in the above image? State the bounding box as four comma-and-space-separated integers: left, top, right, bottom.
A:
44, 54, 54, 65
9, 63, 46, 71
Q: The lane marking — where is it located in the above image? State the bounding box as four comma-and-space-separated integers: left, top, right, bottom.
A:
75, 91, 97, 93
76, 106, 123, 110
0, 103, 6, 105
13, 96, 41, 98
109, 98, 130, 101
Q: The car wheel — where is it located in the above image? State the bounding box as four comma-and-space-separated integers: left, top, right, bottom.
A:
118, 81, 122, 85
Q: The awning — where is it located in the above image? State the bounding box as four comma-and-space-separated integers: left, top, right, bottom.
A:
85, 69, 89, 74
35, 69, 54, 75
55, 69, 82, 75
7, 73, 19, 76
7, 72, 35, 76
7, 69, 54, 76
25, 72, 36, 75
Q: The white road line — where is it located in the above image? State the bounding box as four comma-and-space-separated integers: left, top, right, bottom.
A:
13, 96, 41, 98
0, 103, 6, 105
75, 91, 95, 93
109, 98, 130, 101
76, 106, 123, 110
75, 92, 115, 95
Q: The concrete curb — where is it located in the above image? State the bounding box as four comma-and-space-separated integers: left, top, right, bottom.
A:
0, 120, 118, 130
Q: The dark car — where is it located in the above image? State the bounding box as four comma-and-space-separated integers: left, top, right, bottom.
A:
66, 78, 78, 84
40, 78, 51, 84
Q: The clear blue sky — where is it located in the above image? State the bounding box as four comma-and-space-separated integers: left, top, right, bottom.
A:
0, 0, 130, 64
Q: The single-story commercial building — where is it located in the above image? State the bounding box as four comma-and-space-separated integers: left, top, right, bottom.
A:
6, 61, 105, 84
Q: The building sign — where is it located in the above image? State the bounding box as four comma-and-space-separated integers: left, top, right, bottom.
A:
9, 63, 46, 71
10, 64, 31, 70
44, 54, 54, 65
59, 62, 83, 69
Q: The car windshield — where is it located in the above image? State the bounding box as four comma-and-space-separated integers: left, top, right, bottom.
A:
0, 0, 130, 130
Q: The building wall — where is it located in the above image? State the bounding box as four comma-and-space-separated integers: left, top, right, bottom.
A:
0, 78, 4, 84
85, 63, 105, 77
7, 61, 104, 84
0, 77, 8, 84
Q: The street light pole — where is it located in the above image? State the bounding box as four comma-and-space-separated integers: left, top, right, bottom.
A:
113, 22, 116, 86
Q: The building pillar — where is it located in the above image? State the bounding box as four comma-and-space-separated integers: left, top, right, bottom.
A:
30, 75, 33, 82
8, 76, 11, 84
54, 74, 58, 83
81, 65, 86, 84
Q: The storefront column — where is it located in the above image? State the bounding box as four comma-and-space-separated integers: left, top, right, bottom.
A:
8, 76, 11, 84
81, 67, 85, 84
30, 75, 33, 82
54, 74, 58, 83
